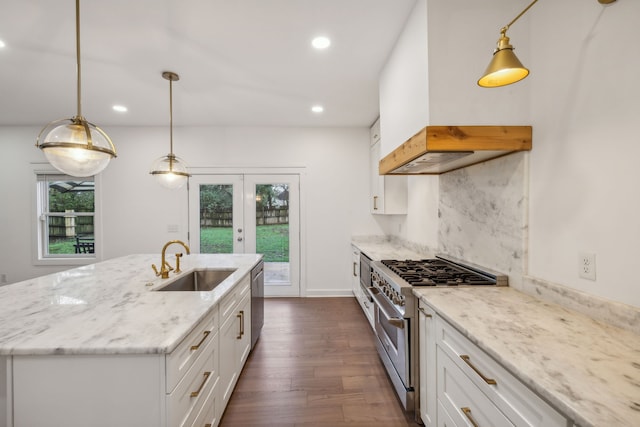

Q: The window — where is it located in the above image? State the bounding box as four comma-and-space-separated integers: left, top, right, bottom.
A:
33, 170, 100, 265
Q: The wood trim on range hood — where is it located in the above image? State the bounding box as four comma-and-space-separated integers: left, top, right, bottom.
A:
379, 125, 532, 175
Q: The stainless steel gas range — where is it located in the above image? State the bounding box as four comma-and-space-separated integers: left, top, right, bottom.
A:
365, 255, 508, 422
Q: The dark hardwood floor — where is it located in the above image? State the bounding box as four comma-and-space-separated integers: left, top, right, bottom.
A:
219, 297, 418, 427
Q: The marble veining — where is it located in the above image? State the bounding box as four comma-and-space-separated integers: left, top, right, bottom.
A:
351, 236, 434, 260
521, 275, 640, 334
415, 287, 640, 427
0, 253, 262, 355
438, 152, 528, 289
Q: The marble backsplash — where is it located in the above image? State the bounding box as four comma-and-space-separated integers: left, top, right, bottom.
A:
438, 152, 529, 289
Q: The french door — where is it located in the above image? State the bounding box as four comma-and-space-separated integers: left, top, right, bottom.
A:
188, 174, 300, 297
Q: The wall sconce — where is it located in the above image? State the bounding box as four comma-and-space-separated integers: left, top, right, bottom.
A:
478, 0, 617, 88
36, 0, 116, 177
149, 71, 191, 190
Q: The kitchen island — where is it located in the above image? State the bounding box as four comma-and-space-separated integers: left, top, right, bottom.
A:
0, 253, 262, 427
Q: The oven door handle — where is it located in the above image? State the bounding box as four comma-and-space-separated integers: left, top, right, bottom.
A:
370, 289, 405, 329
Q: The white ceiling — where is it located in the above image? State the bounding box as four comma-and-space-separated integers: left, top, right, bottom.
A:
0, 0, 416, 128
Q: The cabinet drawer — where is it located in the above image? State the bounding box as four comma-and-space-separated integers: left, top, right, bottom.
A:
167, 307, 218, 393
436, 316, 568, 427
437, 347, 514, 427
219, 275, 250, 324
189, 380, 218, 427
167, 329, 219, 427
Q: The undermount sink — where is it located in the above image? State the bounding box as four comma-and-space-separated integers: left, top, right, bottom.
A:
155, 269, 236, 292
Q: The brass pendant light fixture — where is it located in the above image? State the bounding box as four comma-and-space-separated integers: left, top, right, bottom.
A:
479, 0, 617, 88
478, 0, 538, 88
149, 71, 191, 190
36, 0, 116, 177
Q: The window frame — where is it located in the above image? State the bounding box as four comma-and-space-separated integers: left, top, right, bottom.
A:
31, 164, 103, 266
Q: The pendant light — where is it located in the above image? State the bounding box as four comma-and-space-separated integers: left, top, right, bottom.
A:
36, 0, 116, 177
149, 71, 191, 190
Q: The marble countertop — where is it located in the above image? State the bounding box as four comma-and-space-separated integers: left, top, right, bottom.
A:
0, 253, 262, 356
351, 237, 433, 260
414, 287, 640, 427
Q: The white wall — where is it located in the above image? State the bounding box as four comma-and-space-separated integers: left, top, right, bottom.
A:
0, 126, 384, 296
380, 0, 640, 308
527, 0, 640, 306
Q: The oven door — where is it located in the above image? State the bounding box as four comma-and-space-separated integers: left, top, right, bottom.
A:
370, 289, 410, 388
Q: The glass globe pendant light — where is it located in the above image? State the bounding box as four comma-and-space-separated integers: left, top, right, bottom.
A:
36, 0, 116, 177
149, 71, 191, 190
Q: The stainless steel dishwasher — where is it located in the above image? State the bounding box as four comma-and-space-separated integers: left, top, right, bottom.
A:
251, 260, 264, 349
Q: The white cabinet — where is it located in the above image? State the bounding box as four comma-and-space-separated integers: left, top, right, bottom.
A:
219, 275, 252, 411
351, 245, 361, 299
350, 245, 374, 329
418, 301, 437, 427
432, 313, 570, 427
369, 134, 407, 215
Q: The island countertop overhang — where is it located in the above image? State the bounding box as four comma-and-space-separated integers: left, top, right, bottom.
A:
0, 253, 263, 356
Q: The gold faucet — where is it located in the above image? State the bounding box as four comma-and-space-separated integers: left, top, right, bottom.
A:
152, 240, 191, 279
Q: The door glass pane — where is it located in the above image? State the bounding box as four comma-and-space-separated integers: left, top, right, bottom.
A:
255, 183, 289, 284
199, 184, 234, 253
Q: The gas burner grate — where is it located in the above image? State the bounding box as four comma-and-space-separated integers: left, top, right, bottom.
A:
381, 259, 496, 286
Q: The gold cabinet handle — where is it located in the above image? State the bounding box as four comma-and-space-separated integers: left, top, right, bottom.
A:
460, 355, 497, 385
190, 371, 211, 398
373, 195, 378, 210
190, 330, 211, 351
418, 307, 432, 318
353, 261, 358, 277
236, 311, 243, 339
461, 407, 479, 427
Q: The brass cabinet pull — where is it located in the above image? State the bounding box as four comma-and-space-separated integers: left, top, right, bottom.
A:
190, 330, 211, 351
461, 407, 480, 427
236, 310, 245, 339
190, 371, 211, 398
418, 307, 432, 318
353, 261, 357, 277
373, 196, 378, 210
460, 355, 497, 385
205, 425, 212, 427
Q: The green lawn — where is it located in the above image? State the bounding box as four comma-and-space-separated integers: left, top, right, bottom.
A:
201, 224, 289, 262
49, 238, 77, 254
49, 225, 290, 262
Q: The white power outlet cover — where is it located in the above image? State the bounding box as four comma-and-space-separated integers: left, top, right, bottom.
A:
579, 252, 596, 281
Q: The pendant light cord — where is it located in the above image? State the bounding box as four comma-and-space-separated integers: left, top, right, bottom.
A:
75, 0, 82, 118
169, 76, 174, 156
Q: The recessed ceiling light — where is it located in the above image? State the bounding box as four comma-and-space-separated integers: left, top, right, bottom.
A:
311, 105, 324, 113
311, 36, 331, 50
112, 105, 128, 113
0, 40, 6, 49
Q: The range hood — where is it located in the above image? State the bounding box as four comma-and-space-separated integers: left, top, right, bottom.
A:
379, 125, 532, 175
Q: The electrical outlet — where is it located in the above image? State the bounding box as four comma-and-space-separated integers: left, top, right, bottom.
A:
579, 252, 596, 281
